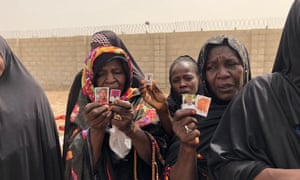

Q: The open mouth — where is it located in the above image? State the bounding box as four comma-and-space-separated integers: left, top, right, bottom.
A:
218, 85, 234, 93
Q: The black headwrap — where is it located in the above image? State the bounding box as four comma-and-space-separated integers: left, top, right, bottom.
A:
208, 1, 300, 179
272, 0, 300, 88
0, 36, 63, 179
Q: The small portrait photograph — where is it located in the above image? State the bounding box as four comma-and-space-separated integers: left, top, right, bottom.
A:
109, 89, 121, 103
195, 95, 211, 117
95, 87, 109, 105
145, 73, 154, 86
181, 94, 197, 110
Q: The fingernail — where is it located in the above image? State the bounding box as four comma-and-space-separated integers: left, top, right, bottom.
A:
191, 110, 196, 115
194, 137, 200, 144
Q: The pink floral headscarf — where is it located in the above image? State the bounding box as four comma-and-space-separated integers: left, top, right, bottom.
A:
81, 46, 133, 102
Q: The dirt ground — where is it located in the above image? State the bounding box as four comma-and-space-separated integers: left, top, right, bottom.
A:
45, 91, 69, 138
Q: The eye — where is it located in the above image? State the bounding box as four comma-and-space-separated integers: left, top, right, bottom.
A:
97, 71, 106, 77
206, 64, 217, 71
183, 75, 194, 81
113, 69, 123, 75
225, 59, 241, 68
228, 62, 236, 66
172, 78, 180, 84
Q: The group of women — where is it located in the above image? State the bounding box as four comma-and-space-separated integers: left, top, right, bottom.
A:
1, 0, 300, 179
60, 28, 254, 180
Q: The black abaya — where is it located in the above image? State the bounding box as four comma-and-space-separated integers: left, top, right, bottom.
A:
0, 36, 63, 179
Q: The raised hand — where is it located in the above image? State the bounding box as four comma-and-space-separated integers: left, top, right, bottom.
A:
140, 79, 173, 135
139, 80, 168, 112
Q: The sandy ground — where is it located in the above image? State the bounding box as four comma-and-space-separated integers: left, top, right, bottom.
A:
45, 91, 69, 138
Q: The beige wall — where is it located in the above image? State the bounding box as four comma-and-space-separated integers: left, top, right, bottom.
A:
6, 29, 282, 92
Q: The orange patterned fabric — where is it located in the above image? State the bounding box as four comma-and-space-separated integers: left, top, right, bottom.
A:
81, 46, 133, 102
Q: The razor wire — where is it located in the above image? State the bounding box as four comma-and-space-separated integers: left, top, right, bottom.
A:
0, 17, 285, 39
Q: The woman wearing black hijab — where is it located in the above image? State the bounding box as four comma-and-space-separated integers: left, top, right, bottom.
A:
0, 36, 63, 179
208, 1, 300, 179
166, 55, 200, 117
164, 35, 251, 180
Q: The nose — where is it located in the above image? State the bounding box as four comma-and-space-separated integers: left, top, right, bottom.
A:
104, 72, 116, 84
216, 66, 230, 79
179, 79, 187, 88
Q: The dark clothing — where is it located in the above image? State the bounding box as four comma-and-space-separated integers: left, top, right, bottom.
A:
165, 101, 228, 180
208, 1, 300, 179
0, 36, 63, 179
165, 35, 251, 179
63, 46, 167, 180
167, 90, 183, 117
272, 0, 300, 88
63, 31, 145, 166
65, 88, 167, 180
209, 73, 300, 179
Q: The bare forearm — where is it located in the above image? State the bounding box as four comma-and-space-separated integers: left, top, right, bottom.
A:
90, 129, 105, 168
157, 109, 173, 136
126, 125, 152, 164
170, 144, 198, 180
255, 168, 300, 180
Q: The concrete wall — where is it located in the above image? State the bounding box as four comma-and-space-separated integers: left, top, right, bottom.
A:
6, 28, 282, 92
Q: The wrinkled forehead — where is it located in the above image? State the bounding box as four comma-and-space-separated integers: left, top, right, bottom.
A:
198, 35, 251, 83
99, 58, 125, 70
203, 36, 250, 69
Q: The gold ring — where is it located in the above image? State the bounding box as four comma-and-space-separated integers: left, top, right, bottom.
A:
184, 125, 192, 134
113, 114, 122, 121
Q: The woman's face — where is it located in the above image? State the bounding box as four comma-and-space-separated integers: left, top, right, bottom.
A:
205, 45, 244, 101
95, 59, 126, 92
171, 61, 199, 95
0, 55, 4, 77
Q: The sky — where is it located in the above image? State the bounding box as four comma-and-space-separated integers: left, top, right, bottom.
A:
0, 0, 294, 31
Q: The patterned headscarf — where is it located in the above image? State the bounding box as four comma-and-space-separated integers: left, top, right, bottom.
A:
82, 46, 133, 102
89, 31, 144, 87
90, 31, 112, 49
